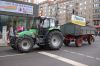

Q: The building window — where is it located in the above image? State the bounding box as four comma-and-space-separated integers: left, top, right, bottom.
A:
80, 3, 83, 6
28, 0, 31, 3
93, 15, 100, 18
94, 4, 100, 7
97, 28, 100, 31
94, 21, 99, 25
94, 0, 100, 2
84, 1, 87, 4
94, 9, 100, 13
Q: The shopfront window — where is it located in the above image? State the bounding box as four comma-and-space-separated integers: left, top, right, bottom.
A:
0, 15, 9, 39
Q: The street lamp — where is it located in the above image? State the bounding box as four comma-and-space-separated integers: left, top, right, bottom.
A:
54, 0, 59, 21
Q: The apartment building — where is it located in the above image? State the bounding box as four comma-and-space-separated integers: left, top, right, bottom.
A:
75, 0, 100, 33
75, 0, 93, 26
39, 0, 74, 25
93, 0, 100, 32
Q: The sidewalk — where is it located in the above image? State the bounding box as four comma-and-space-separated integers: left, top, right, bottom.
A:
0, 39, 7, 46
94, 36, 100, 42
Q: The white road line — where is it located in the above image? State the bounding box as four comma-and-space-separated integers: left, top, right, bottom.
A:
0, 54, 25, 58
63, 50, 100, 61
96, 58, 100, 61
38, 51, 88, 66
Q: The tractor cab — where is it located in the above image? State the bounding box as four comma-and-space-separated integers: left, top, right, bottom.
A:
33, 16, 58, 36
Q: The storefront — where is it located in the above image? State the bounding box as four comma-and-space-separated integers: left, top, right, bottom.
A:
0, 0, 39, 46
94, 26, 100, 36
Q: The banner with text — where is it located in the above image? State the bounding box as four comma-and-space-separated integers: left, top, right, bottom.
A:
71, 15, 86, 26
0, 1, 33, 15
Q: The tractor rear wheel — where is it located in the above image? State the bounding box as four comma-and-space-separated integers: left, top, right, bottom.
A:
47, 31, 63, 50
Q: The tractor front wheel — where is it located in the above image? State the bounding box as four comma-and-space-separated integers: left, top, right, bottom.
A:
17, 37, 34, 53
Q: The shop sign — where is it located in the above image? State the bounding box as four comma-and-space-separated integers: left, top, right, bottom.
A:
0, 0, 33, 15
71, 15, 86, 26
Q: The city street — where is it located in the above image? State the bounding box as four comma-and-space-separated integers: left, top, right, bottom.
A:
0, 36, 100, 66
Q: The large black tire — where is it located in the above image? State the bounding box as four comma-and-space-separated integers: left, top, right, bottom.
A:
47, 31, 63, 50
16, 37, 34, 53
63, 40, 70, 46
87, 35, 94, 45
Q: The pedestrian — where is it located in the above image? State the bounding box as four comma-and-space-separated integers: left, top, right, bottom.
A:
99, 32, 100, 37
17, 25, 24, 32
9, 25, 16, 37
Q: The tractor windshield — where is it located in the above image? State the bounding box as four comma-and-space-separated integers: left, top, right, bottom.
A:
42, 19, 50, 28
41, 18, 55, 28
33, 17, 56, 29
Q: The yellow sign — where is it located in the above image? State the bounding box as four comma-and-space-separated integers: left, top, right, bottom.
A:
71, 15, 86, 26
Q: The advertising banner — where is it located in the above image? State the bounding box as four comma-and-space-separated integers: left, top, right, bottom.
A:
0, 0, 33, 15
71, 15, 86, 26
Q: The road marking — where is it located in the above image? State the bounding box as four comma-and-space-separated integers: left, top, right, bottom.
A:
38, 51, 88, 66
63, 50, 100, 61
0, 54, 25, 58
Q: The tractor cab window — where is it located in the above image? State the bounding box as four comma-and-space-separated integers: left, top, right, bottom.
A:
41, 18, 56, 28
42, 19, 50, 28
32, 18, 40, 29
50, 19, 55, 27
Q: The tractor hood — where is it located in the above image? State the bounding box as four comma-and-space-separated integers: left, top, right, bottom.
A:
17, 29, 38, 37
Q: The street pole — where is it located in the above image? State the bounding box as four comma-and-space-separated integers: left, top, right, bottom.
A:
54, 0, 59, 21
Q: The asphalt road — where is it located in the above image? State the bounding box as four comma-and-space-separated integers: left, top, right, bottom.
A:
0, 36, 100, 66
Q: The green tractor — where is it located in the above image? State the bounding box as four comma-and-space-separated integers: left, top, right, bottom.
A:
10, 16, 63, 53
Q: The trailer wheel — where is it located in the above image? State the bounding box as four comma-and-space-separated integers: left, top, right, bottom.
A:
88, 35, 94, 45
17, 37, 34, 53
75, 37, 82, 47
47, 31, 63, 50
64, 40, 70, 46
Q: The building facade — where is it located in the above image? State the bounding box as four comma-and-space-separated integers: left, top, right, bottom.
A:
75, 0, 100, 33
75, 0, 93, 25
0, 0, 38, 46
93, 0, 100, 33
